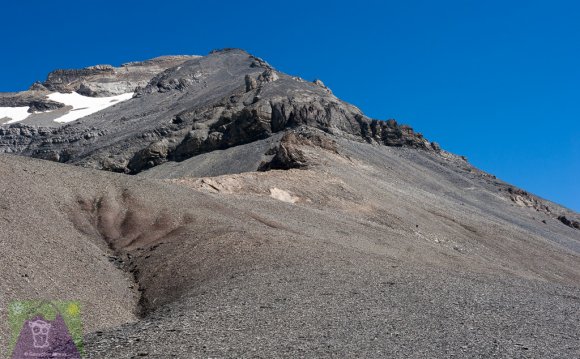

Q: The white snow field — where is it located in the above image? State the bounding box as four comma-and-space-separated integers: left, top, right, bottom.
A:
0, 106, 31, 124
0, 92, 134, 125
48, 92, 134, 123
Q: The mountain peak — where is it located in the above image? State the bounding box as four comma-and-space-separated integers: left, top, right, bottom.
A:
0, 50, 436, 175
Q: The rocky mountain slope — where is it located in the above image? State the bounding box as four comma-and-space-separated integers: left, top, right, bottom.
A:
0, 49, 579, 358
0, 49, 433, 173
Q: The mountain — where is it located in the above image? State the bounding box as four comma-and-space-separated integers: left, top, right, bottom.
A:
0, 49, 579, 358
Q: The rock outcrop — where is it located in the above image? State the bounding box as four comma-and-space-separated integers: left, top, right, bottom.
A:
558, 215, 580, 229
258, 130, 338, 171
40, 56, 199, 97
0, 92, 65, 112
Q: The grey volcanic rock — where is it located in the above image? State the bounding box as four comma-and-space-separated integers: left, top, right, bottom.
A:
258, 130, 338, 171
559, 215, 580, 229
313, 78, 332, 93
0, 91, 65, 112
127, 139, 171, 172
243, 69, 278, 93
0, 49, 434, 175
43, 65, 116, 93
40, 56, 199, 96
0, 123, 104, 158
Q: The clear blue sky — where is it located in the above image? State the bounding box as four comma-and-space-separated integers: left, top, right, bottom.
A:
2, 0, 578, 211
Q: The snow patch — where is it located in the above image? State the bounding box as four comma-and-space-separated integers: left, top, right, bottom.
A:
48, 92, 134, 123
0, 92, 134, 125
0, 107, 30, 124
